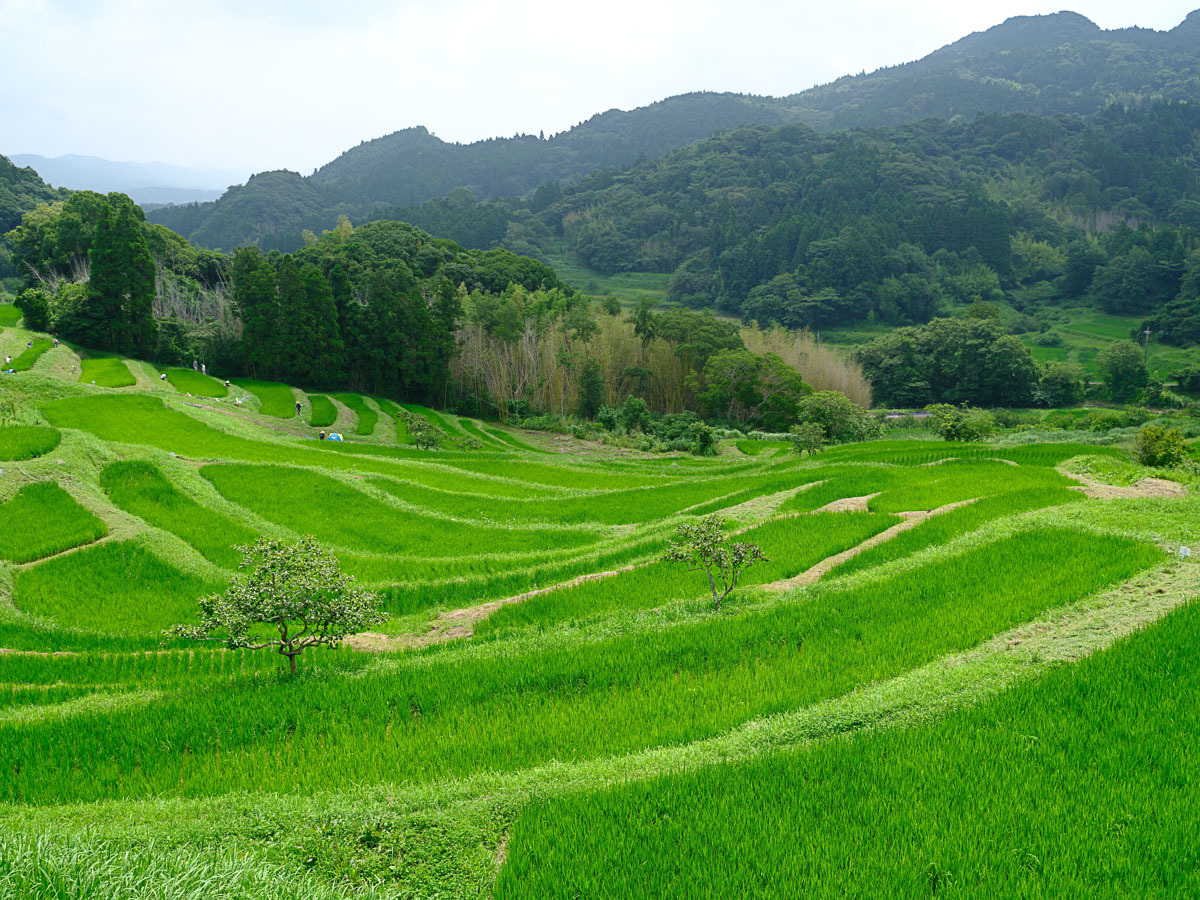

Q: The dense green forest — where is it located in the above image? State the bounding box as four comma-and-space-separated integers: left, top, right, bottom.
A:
0, 155, 64, 274
146, 10, 1200, 252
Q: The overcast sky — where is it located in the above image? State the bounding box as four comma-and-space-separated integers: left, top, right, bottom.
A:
3, 0, 1197, 179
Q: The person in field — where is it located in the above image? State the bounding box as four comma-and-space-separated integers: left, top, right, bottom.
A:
295, 400, 302, 416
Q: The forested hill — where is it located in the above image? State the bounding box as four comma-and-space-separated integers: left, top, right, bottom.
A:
147, 9, 1200, 252
0, 155, 62, 234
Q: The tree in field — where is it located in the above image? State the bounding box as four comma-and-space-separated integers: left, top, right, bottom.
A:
1096, 340, 1148, 401
924, 403, 996, 442
795, 390, 882, 444
662, 515, 768, 611
1132, 424, 1190, 468
789, 422, 825, 456
167, 536, 386, 673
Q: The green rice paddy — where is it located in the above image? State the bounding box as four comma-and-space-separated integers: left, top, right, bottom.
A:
1, 341, 1195, 899
78, 354, 135, 387
161, 367, 228, 397
308, 394, 337, 427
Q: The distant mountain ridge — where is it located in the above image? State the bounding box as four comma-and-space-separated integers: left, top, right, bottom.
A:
147, 8, 1200, 251
10, 154, 246, 206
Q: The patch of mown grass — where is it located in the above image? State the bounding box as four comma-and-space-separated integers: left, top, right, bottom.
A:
231, 380, 296, 418
330, 393, 378, 435
0, 529, 1158, 803
78, 355, 135, 387
100, 461, 258, 568
9, 339, 51, 371
0, 425, 60, 461
497, 587, 1200, 899
307, 395, 336, 427
13, 541, 224, 637
201, 464, 603, 557
162, 368, 227, 398
0, 482, 108, 563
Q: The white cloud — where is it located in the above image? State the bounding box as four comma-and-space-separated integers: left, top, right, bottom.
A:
1, 0, 1196, 174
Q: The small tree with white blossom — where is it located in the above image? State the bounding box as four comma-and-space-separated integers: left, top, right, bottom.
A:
167, 536, 386, 672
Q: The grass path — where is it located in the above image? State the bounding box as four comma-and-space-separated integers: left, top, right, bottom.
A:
764, 498, 978, 591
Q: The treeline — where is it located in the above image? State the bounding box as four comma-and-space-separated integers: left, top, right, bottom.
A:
7, 193, 871, 429
366, 104, 1200, 348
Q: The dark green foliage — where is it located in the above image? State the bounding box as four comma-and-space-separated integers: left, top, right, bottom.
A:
1132, 424, 1190, 468
76, 194, 157, 355
0, 154, 62, 236
0, 482, 108, 563
13, 288, 50, 331
794, 391, 881, 444
856, 317, 1040, 407
577, 359, 604, 419
1096, 340, 1148, 400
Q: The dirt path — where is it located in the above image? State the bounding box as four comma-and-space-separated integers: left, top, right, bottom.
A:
763, 498, 978, 591
1066, 475, 1187, 500
344, 564, 641, 652
812, 492, 880, 513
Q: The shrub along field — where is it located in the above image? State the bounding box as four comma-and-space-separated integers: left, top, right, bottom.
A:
0, 332, 1195, 899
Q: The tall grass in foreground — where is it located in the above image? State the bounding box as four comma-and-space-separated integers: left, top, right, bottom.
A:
497, 590, 1200, 899
14, 541, 223, 636
0, 529, 1158, 803
0, 426, 60, 461
0, 481, 107, 563
100, 461, 258, 567
0, 833, 375, 900
78, 355, 135, 387
231, 379, 296, 418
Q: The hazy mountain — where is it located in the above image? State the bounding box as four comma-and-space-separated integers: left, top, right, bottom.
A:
148, 9, 1200, 251
9, 154, 246, 206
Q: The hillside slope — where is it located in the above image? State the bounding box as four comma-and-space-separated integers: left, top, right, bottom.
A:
148, 9, 1200, 252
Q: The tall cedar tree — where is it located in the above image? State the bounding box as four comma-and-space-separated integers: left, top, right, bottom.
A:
85, 194, 156, 355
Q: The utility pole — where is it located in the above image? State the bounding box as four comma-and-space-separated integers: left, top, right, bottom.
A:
1143, 326, 1152, 368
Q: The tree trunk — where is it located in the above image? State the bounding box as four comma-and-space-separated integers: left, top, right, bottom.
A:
288, 652, 297, 673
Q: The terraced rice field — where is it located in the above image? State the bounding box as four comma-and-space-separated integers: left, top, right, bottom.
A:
78, 354, 136, 387
0, 336, 1196, 899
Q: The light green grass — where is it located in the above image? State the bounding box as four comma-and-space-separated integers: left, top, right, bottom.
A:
13, 541, 224, 637
100, 461, 259, 568
0, 481, 108, 563
231, 380, 296, 418
307, 394, 336, 427
162, 367, 228, 397
78, 354, 135, 387
330, 393, 378, 435
0, 425, 60, 461
498, 592, 1200, 898
9, 339, 51, 371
